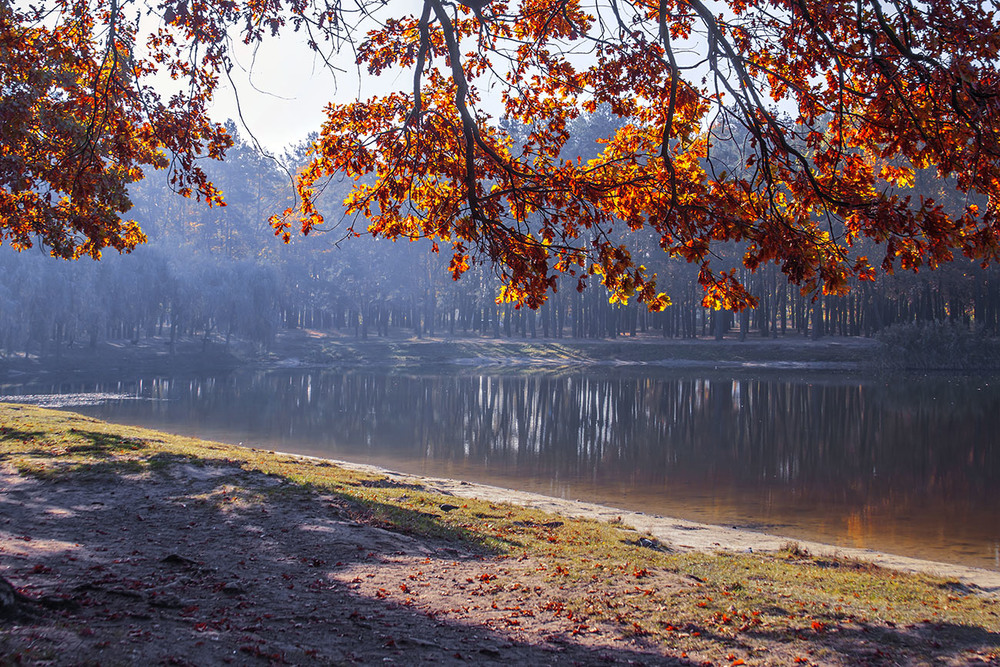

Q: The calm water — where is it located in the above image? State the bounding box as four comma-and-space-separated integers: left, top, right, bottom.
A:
3, 367, 998, 571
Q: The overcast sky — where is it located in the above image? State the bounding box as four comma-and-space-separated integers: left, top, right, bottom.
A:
205, 6, 420, 153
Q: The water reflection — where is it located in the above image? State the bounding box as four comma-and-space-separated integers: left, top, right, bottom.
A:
3, 369, 998, 570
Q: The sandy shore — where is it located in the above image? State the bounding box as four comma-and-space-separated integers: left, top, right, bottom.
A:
4, 403, 998, 665
313, 456, 1000, 598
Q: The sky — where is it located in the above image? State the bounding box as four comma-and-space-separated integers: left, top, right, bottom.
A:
203, 0, 722, 155
204, 7, 421, 154
208, 38, 333, 152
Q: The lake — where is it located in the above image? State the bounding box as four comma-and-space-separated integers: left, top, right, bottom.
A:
2, 365, 998, 571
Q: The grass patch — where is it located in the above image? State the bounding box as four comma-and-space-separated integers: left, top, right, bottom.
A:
66, 428, 149, 454
0, 426, 45, 442
0, 402, 997, 664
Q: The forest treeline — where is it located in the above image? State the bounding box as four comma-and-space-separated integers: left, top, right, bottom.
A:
2, 117, 1000, 360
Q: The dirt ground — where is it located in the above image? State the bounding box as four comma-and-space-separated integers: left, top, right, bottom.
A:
2, 450, 1000, 666
0, 461, 690, 665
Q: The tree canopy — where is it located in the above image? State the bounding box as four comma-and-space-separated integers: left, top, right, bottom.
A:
1, 0, 999, 309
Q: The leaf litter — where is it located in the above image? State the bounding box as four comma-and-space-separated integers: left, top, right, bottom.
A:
0, 404, 998, 665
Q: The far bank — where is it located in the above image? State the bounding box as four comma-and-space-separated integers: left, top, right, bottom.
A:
1, 328, 883, 381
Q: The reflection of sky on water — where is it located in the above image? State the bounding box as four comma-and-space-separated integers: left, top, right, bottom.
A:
0, 392, 143, 408
3, 368, 998, 571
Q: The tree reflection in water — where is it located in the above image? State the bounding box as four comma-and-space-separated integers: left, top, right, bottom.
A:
10, 369, 1000, 570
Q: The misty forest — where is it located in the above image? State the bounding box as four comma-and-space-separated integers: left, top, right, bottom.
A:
3, 114, 1000, 362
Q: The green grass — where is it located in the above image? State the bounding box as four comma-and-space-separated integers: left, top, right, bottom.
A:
0, 402, 996, 664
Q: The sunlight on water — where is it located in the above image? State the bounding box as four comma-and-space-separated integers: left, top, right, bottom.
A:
3, 367, 998, 571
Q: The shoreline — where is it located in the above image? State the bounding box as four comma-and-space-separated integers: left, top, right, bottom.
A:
0, 384, 991, 582
294, 453, 1000, 597
4, 382, 997, 582
3, 404, 999, 664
